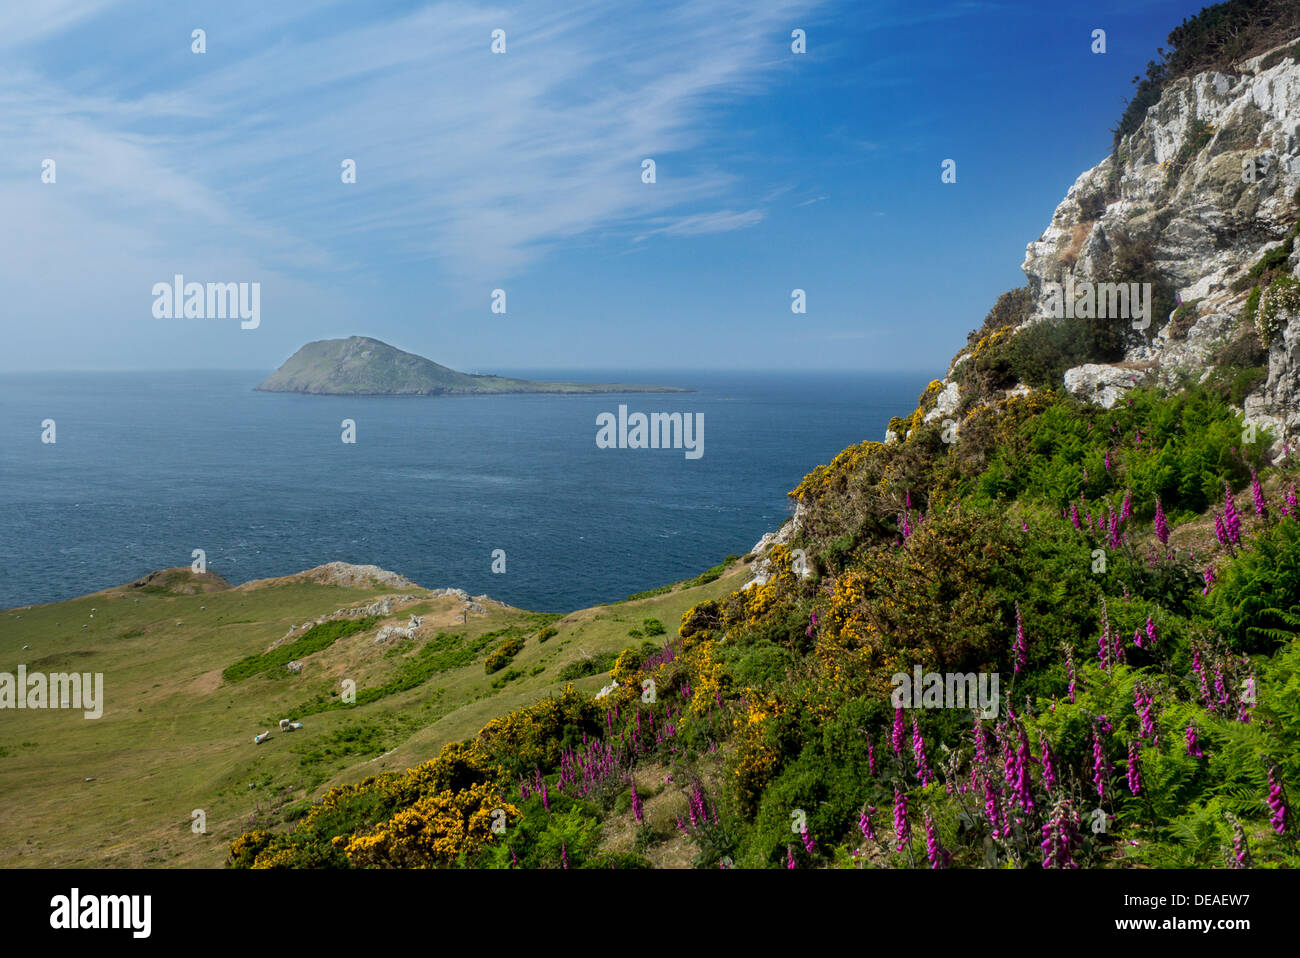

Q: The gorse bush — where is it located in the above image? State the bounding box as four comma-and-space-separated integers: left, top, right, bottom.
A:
966, 286, 1033, 347
484, 635, 525, 674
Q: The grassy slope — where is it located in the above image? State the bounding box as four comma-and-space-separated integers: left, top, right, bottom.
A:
0, 561, 747, 867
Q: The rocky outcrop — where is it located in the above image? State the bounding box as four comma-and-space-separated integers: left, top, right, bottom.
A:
745, 502, 806, 589
238, 562, 419, 591
1245, 312, 1300, 443
127, 568, 232, 594
375, 624, 416, 642
906, 38, 1300, 453
921, 381, 961, 424
1062, 364, 1150, 408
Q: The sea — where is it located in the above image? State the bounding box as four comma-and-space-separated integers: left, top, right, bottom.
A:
0, 370, 927, 612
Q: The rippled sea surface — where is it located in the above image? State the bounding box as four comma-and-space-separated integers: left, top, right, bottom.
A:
0, 369, 925, 611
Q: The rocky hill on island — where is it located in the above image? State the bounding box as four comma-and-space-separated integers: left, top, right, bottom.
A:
256, 336, 686, 396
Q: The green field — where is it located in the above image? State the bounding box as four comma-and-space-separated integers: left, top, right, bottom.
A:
0, 561, 745, 867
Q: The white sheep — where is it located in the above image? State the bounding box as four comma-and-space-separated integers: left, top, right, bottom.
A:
253, 731, 270, 744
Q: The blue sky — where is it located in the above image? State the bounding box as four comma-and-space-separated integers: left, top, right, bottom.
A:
2, 0, 1214, 373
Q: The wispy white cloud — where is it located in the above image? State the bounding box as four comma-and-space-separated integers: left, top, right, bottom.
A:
1, 0, 827, 306
0, 0, 119, 50
634, 208, 767, 240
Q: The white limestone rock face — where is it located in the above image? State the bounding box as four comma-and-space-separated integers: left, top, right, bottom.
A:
1013, 39, 1300, 452
1245, 302, 1300, 445
745, 503, 807, 589
922, 381, 961, 424
1063, 364, 1144, 409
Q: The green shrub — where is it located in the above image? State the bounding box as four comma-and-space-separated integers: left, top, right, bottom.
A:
223, 617, 379, 682
295, 630, 498, 716
1213, 518, 1300, 653
1003, 314, 1126, 389
1257, 273, 1300, 347
1166, 298, 1202, 339
491, 667, 526, 688
557, 651, 619, 681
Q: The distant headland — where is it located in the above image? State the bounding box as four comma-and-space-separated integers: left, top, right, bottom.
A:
255, 336, 689, 396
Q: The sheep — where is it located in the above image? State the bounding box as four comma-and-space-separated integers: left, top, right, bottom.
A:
278, 719, 291, 731
253, 731, 270, 745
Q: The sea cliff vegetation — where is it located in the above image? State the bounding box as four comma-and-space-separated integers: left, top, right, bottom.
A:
226, 0, 1300, 870
229, 377, 1300, 868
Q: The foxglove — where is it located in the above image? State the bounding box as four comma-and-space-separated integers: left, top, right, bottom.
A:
1040, 737, 1057, 794
924, 811, 950, 868
1012, 602, 1027, 675
859, 805, 877, 841
1251, 469, 1268, 520
911, 716, 932, 786
1224, 484, 1242, 544
1041, 798, 1081, 869
1092, 727, 1109, 800
893, 786, 910, 851
1154, 497, 1169, 545
1126, 740, 1141, 795
1267, 767, 1288, 835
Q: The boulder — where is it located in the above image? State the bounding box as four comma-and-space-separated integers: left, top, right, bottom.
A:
1063, 364, 1143, 409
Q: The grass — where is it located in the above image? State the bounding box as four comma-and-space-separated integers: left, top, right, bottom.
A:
0, 559, 746, 867
222, 617, 379, 682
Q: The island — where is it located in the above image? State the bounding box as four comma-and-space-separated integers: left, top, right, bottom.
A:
255, 336, 688, 396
